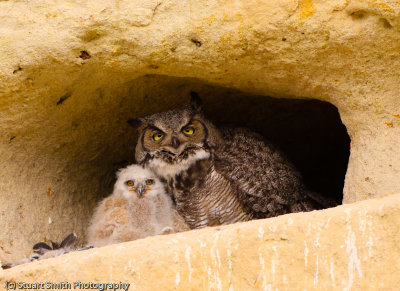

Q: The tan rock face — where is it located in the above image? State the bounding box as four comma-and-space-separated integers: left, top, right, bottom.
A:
1, 194, 400, 290
0, 0, 399, 268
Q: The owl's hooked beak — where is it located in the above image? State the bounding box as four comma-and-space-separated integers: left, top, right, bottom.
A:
170, 136, 180, 149
136, 185, 146, 197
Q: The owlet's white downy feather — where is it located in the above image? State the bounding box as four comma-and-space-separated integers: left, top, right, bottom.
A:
87, 165, 189, 247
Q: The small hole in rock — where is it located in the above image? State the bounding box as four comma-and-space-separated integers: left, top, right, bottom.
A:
79, 50, 91, 60
56, 92, 72, 105
191, 39, 202, 47
379, 18, 393, 29
12, 67, 22, 74
350, 11, 366, 19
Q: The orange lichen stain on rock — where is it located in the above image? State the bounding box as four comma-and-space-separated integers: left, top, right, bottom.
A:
393, 114, 400, 118
368, 1, 395, 12
219, 30, 235, 48
46, 187, 54, 197
45, 13, 58, 19
299, 0, 316, 19
385, 122, 394, 128
195, 14, 217, 35
202, 14, 216, 26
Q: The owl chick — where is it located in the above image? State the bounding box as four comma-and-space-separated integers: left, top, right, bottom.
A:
87, 165, 189, 247
129, 92, 336, 229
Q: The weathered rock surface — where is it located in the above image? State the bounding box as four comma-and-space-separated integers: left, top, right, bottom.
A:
1, 193, 400, 290
0, 0, 399, 264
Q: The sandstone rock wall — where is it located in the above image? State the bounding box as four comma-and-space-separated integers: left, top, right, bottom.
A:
0, 0, 399, 266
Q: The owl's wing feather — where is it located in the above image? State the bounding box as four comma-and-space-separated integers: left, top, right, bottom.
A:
59, 233, 78, 249
214, 127, 334, 218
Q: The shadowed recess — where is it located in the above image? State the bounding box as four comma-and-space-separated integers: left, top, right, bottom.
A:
125, 75, 350, 204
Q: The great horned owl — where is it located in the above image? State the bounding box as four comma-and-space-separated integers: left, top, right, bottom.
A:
129, 93, 335, 229
87, 165, 189, 247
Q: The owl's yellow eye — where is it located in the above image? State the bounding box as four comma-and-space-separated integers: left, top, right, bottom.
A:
152, 132, 164, 141
145, 179, 153, 185
126, 180, 134, 186
182, 126, 195, 136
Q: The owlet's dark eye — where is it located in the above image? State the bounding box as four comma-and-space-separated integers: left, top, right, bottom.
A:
145, 179, 153, 185
152, 132, 164, 141
126, 180, 134, 186
182, 126, 195, 136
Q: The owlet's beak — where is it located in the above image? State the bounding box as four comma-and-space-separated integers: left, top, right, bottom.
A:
136, 185, 145, 197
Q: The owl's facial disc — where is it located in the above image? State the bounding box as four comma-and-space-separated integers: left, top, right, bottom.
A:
126, 179, 155, 198
144, 122, 211, 178
143, 120, 207, 160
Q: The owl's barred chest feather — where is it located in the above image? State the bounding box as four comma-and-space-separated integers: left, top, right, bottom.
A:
157, 157, 253, 229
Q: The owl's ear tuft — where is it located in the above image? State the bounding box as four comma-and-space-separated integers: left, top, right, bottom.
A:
127, 118, 143, 128
189, 91, 203, 113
